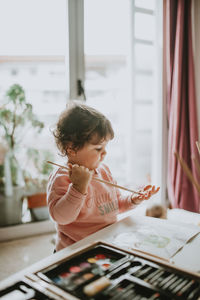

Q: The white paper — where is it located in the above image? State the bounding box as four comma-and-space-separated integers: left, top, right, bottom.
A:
108, 222, 200, 259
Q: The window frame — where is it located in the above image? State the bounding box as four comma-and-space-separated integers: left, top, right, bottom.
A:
68, 0, 85, 100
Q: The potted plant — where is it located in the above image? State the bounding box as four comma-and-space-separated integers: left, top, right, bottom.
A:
0, 84, 44, 226
23, 148, 54, 221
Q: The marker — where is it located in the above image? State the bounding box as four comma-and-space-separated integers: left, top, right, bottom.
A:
177, 280, 194, 296
146, 269, 164, 283
83, 276, 110, 297
172, 278, 190, 294
161, 274, 179, 290
168, 277, 185, 291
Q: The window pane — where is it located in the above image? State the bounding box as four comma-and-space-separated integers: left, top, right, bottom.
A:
84, 0, 161, 189
0, 0, 67, 225
135, 44, 155, 70
84, 0, 131, 184
0, 0, 66, 55
0, 0, 67, 151
135, 132, 152, 156
135, 74, 154, 100
135, 13, 155, 41
135, 105, 152, 131
135, 0, 156, 10
84, 0, 130, 55
133, 155, 152, 184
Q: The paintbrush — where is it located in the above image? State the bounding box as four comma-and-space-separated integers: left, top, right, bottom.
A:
193, 157, 200, 176
175, 152, 200, 195
196, 141, 200, 156
46, 160, 143, 195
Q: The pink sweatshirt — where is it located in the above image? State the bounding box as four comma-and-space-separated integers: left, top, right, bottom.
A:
47, 163, 135, 251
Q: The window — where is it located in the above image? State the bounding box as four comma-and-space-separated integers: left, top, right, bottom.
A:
0, 0, 68, 156
0, 0, 165, 231
84, 0, 132, 185
0, 0, 68, 228
81, 0, 164, 202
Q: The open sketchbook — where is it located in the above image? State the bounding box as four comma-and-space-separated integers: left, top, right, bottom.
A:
107, 220, 200, 260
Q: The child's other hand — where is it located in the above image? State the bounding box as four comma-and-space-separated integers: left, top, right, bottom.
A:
68, 163, 93, 195
131, 185, 160, 205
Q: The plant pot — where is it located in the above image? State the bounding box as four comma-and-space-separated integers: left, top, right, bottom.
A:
0, 186, 24, 226
27, 193, 49, 221
27, 193, 47, 209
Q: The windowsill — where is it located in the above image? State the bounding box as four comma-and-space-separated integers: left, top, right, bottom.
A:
0, 203, 147, 243
0, 220, 56, 242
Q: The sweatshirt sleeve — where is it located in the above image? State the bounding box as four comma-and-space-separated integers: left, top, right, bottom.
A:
47, 168, 87, 225
102, 164, 136, 213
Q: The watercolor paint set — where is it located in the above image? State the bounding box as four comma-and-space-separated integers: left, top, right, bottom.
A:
0, 242, 200, 299
0, 279, 57, 299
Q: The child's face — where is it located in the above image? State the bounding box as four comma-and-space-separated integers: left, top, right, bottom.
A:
68, 136, 110, 170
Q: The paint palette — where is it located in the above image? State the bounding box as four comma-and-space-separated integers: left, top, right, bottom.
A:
36, 242, 200, 300
1, 242, 200, 300
37, 244, 129, 296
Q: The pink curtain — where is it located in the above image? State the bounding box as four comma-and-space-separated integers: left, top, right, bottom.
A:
164, 0, 200, 212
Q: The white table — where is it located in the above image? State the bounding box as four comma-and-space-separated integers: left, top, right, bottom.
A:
1, 211, 200, 290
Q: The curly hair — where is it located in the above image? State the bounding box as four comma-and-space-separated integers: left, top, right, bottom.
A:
53, 101, 114, 156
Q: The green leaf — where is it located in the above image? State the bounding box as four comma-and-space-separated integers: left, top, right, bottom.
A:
6, 84, 25, 103
1, 83, 46, 186
0, 109, 13, 122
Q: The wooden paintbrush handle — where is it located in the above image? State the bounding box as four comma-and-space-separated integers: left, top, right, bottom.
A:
46, 161, 142, 195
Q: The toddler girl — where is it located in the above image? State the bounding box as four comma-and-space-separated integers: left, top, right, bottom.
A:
47, 102, 159, 251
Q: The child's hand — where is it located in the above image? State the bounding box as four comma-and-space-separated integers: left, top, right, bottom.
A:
68, 164, 93, 195
131, 185, 160, 205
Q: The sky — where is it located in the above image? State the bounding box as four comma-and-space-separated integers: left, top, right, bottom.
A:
0, 0, 67, 55
0, 0, 131, 56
